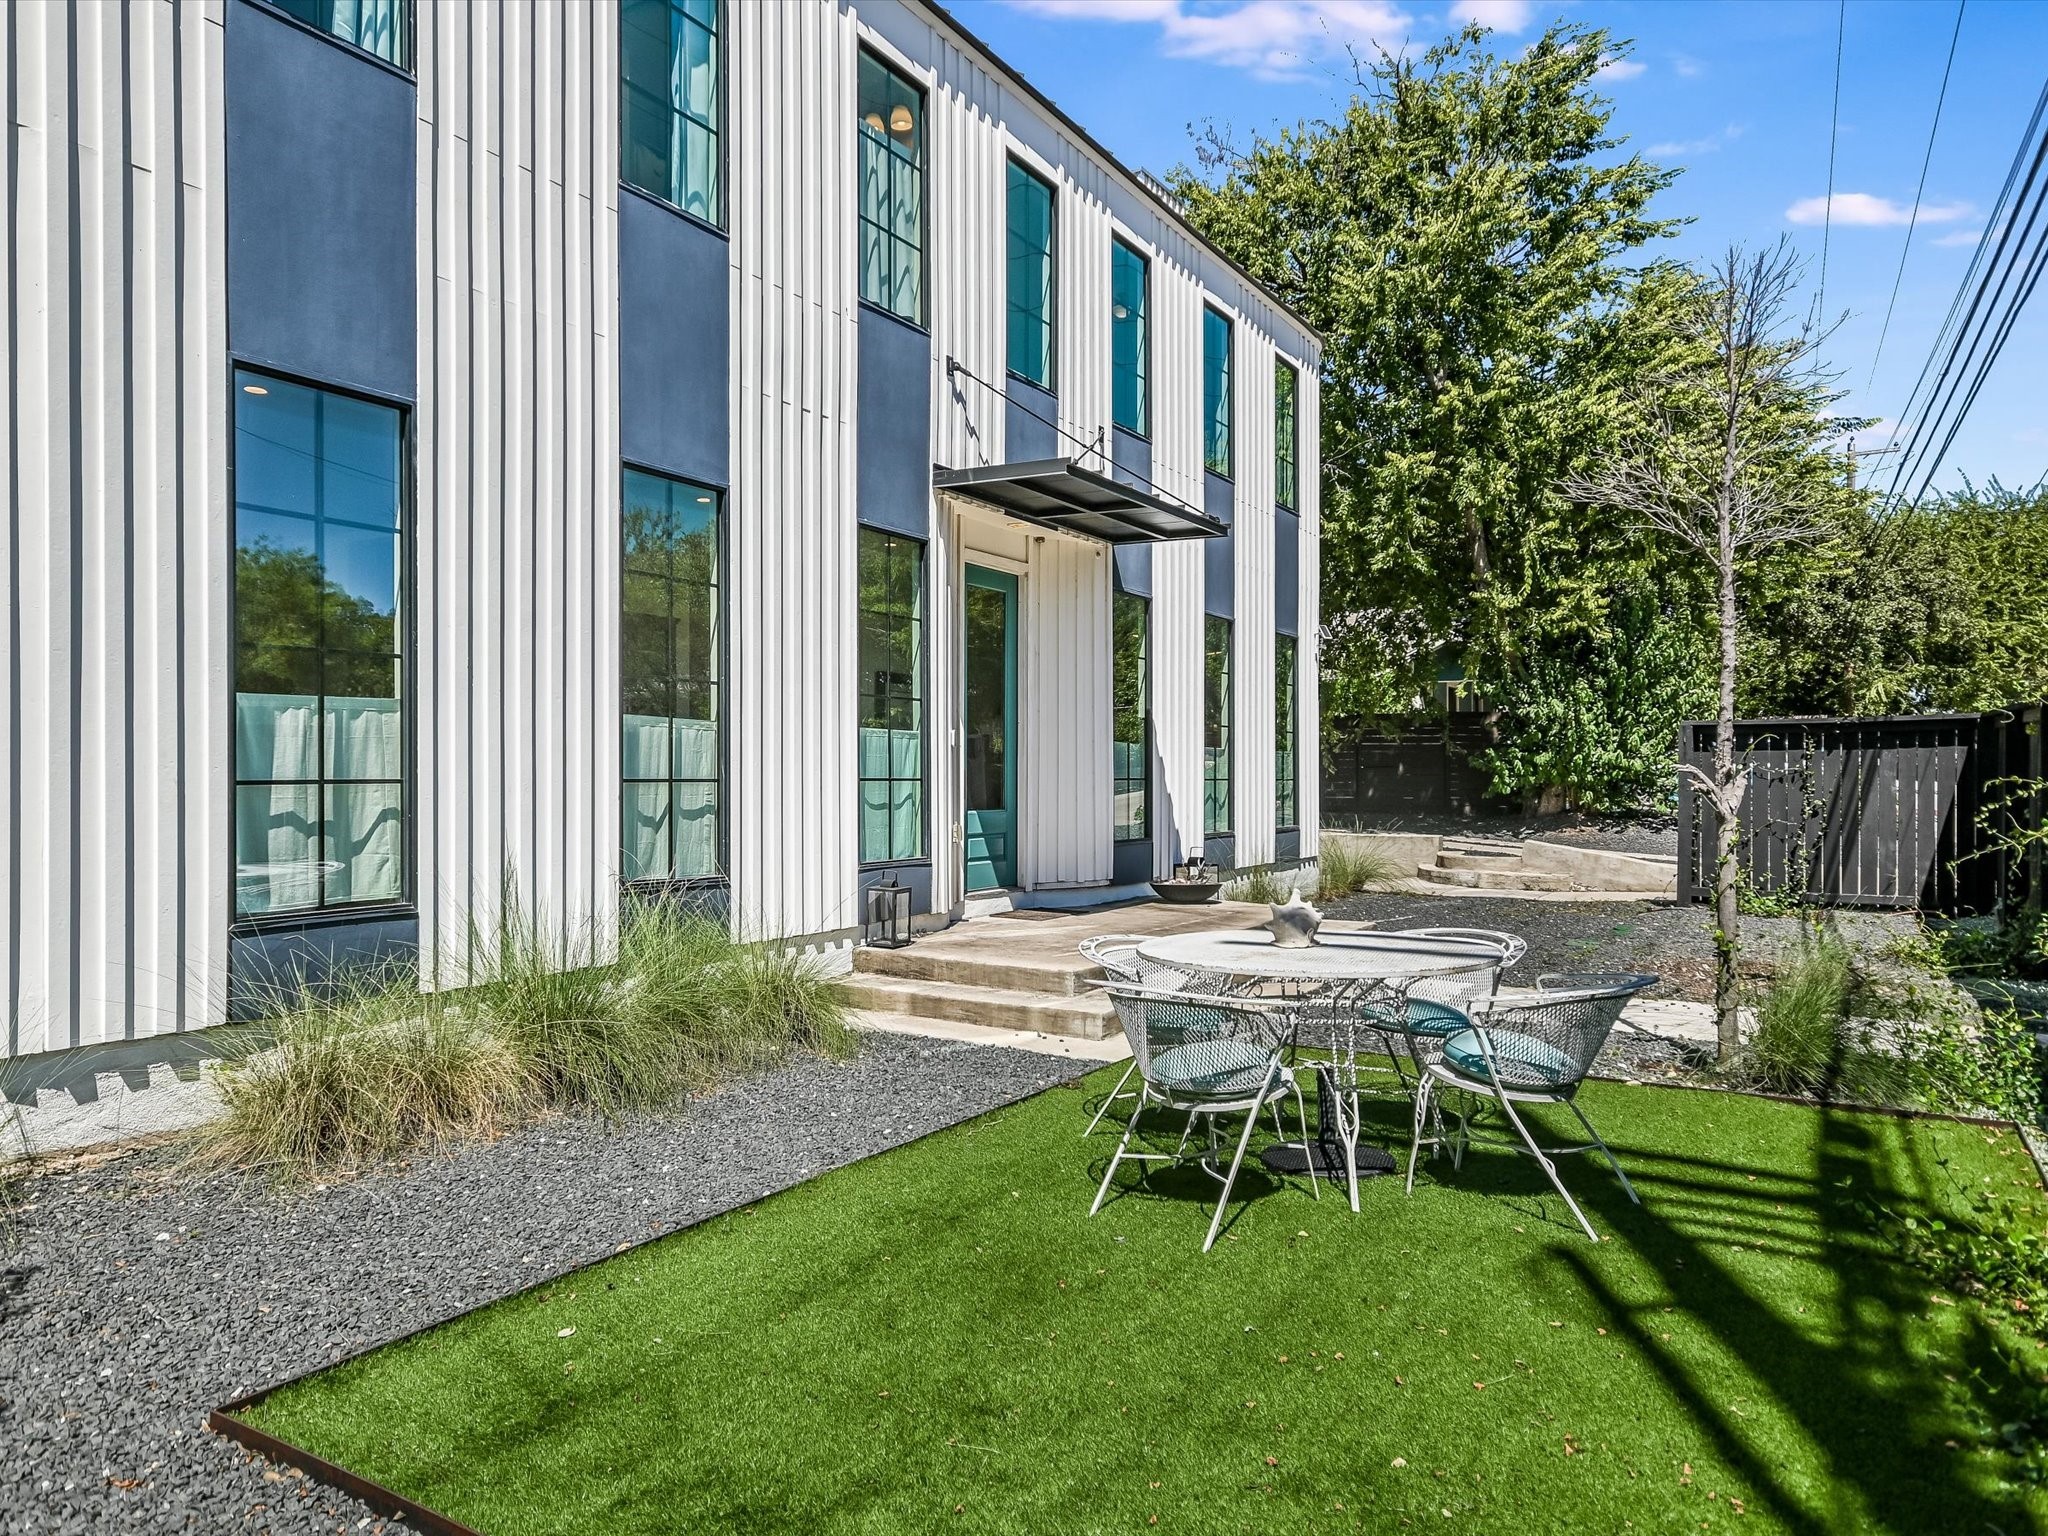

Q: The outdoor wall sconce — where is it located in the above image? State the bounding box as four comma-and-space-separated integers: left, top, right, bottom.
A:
864, 877, 912, 949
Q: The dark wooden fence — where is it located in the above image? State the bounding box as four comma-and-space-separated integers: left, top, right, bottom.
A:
1321, 716, 1506, 825
1677, 704, 2045, 914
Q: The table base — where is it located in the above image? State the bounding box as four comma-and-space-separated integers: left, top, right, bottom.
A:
1261, 1141, 1396, 1178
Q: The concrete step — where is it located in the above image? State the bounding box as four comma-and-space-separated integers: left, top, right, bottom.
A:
837, 972, 1117, 1040
851, 1009, 1131, 1063
1436, 851, 1530, 873
1414, 863, 1576, 892
1440, 838, 1522, 860
852, 941, 1097, 998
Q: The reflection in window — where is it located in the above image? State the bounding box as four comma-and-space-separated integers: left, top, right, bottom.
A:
1007, 160, 1055, 388
1275, 635, 1298, 830
261, 0, 410, 69
1275, 360, 1298, 509
1111, 237, 1148, 436
620, 0, 722, 225
857, 51, 925, 323
622, 469, 723, 883
858, 530, 925, 862
1112, 591, 1149, 842
233, 370, 405, 918
1203, 307, 1233, 477
1204, 616, 1232, 837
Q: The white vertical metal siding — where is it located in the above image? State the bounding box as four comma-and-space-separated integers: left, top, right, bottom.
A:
1147, 242, 1208, 872
1232, 321, 1277, 869
1297, 348, 1322, 856
727, 0, 862, 940
414, 0, 621, 977
1, 0, 230, 1057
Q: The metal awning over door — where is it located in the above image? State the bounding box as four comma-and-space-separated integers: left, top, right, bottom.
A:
933, 458, 1223, 544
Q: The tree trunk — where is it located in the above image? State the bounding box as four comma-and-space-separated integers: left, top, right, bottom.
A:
1712, 519, 1744, 1061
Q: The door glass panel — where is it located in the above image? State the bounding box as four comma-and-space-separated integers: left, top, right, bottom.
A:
964, 584, 1008, 813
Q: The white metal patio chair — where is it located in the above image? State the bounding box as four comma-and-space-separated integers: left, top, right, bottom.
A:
1405, 971, 1659, 1241
1078, 933, 1215, 1136
1090, 983, 1316, 1252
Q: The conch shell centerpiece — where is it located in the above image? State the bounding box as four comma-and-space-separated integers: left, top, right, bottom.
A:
1266, 886, 1324, 948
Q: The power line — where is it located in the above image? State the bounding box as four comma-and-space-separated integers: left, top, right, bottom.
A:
1866, 0, 1965, 389
1817, 0, 1846, 321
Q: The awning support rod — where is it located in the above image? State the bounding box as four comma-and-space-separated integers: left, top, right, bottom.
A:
945, 356, 1107, 471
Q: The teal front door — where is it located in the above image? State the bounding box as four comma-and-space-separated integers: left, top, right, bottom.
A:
963, 565, 1018, 891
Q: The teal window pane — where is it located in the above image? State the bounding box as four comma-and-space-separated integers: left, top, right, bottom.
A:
1111, 238, 1148, 436
619, 0, 722, 226
1203, 308, 1233, 477
621, 470, 723, 885
1204, 617, 1232, 836
1112, 591, 1148, 842
858, 529, 926, 863
233, 368, 406, 919
261, 0, 409, 69
1275, 361, 1298, 509
857, 52, 924, 321
1006, 160, 1055, 387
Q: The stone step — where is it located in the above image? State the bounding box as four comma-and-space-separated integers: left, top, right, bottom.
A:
1414, 863, 1576, 892
852, 941, 1097, 998
1435, 851, 1530, 873
836, 972, 1118, 1040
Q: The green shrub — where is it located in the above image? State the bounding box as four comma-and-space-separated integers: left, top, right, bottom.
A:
1736, 931, 1913, 1104
192, 893, 855, 1182
1224, 868, 1288, 905
1314, 840, 1402, 902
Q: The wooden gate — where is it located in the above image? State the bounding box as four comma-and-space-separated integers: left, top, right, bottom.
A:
1677, 705, 2045, 914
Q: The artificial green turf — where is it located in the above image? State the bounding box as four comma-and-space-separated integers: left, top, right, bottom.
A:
246, 1073, 2048, 1535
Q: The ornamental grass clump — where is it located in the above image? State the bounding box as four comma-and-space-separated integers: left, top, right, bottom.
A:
1314, 840, 1401, 902
1225, 868, 1288, 905
192, 891, 854, 1182
1736, 930, 1912, 1105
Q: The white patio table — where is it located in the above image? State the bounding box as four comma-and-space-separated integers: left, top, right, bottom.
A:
1132, 927, 1507, 1210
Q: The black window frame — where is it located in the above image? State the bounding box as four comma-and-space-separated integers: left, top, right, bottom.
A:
1275, 358, 1298, 511
1111, 590, 1150, 844
1110, 235, 1150, 439
1204, 615, 1233, 838
856, 47, 929, 328
1005, 155, 1058, 391
1275, 634, 1299, 831
1203, 305, 1234, 479
618, 0, 728, 233
228, 363, 415, 933
857, 528, 929, 866
254, 0, 415, 76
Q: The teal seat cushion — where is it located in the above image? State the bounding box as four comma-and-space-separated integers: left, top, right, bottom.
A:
1149, 1038, 1276, 1099
1440, 1027, 1578, 1089
1406, 997, 1471, 1036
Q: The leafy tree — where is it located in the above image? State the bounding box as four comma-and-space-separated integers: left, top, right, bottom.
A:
1171, 22, 1702, 805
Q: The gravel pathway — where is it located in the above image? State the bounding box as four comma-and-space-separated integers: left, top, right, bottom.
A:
0, 1033, 1088, 1535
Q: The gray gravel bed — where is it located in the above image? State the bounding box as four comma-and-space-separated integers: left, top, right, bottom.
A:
1329, 811, 1678, 860
0, 1033, 1087, 1535
1320, 889, 1925, 1004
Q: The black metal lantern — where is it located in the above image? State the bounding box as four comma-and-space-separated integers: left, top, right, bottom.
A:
863, 876, 912, 949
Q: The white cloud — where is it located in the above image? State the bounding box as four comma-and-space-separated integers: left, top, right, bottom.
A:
1596, 54, 1646, 81
1646, 122, 1745, 158
1671, 53, 1705, 78
1449, 0, 1535, 32
1932, 227, 1984, 247
1002, 0, 1415, 81
1784, 192, 1973, 227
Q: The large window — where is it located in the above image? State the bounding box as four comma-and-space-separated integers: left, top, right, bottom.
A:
1112, 592, 1149, 842
261, 0, 410, 68
1275, 635, 1298, 830
622, 469, 723, 883
1203, 307, 1233, 477
233, 370, 406, 919
859, 530, 926, 862
1006, 160, 1056, 388
1111, 237, 1149, 437
620, 0, 722, 225
1204, 617, 1232, 837
1275, 360, 1298, 509
858, 52, 925, 324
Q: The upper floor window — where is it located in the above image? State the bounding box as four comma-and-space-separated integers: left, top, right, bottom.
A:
858, 52, 926, 324
1275, 360, 1298, 509
262, 0, 410, 69
1111, 238, 1149, 437
1203, 308, 1233, 477
621, 0, 723, 226
1006, 160, 1056, 389
233, 370, 407, 919
622, 468, 723, 884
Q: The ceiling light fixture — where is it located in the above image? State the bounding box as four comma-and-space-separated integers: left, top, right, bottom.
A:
242, 383, 269, 395
863, 111, 884, 133
888, 103, 914, 137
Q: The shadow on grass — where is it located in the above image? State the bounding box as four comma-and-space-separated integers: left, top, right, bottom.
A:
1407, 1089, 2036, 1534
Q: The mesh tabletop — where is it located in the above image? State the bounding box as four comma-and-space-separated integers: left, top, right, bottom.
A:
1131, 928, 1502, 984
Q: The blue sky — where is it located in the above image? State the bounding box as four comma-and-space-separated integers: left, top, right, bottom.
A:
966, 0, 2048, 494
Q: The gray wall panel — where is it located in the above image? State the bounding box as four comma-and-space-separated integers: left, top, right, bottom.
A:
857, 306, 932, 537
1275, 508, 1299, 637
1004, 375, 1060, 461
1110, 427, 1153, 596
226, 0, 416, 400
620, 190, 731, 486
1203, 470, 1234, 618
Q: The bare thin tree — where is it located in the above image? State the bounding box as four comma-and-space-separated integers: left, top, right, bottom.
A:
1563, 241, 1843, 1058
